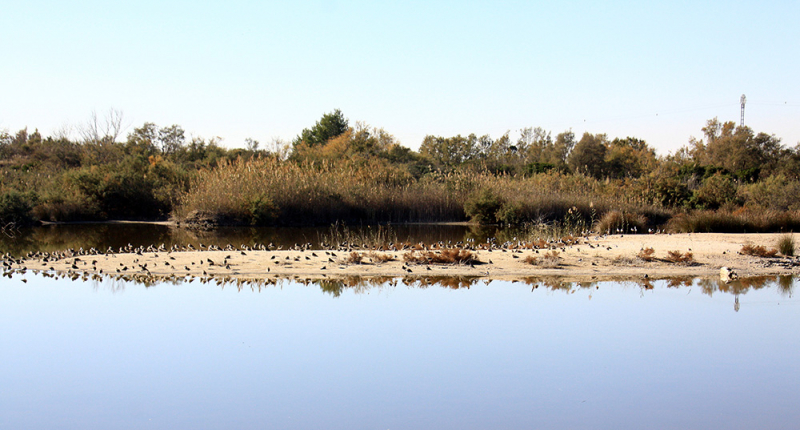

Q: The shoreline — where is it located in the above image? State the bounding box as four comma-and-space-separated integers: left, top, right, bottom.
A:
4, 233, 799, 282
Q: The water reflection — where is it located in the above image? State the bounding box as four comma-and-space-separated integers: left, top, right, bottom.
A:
3, 270, 800, 429
1, 223, 533, 256
5, 266, 795, 311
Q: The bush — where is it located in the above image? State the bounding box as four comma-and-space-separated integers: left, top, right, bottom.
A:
404, 249, 478, 264
68, 161, 173, 219
0, 190, 36, 225
668, 209, 800, 233
665, 250, 694, 264
692, 173, 737, 209
523, 250, 561, 267
464, 189, 503, 224
777, 234, 795, 256
495, 201, 522, 225
652, 177, 691, 207
741, 243, 778, 258
32, 194, 101, 222
637, 247, 655, 261
249, 195, 279, 226
595, 210, 648, 234
739, 175, 800, 210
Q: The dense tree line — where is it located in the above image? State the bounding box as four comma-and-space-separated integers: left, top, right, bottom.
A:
2, 109, 800, 227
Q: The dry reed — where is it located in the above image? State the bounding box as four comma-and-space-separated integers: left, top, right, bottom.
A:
664, 250, 695, 264
403, 249, 478, 265
777, 234, 795, 256
637, 247, 656, 261
740, 243, 778, 258
176, 158, 669, 227
523, 250, 561, 267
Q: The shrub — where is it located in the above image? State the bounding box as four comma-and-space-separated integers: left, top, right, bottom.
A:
343, 252, 363, 264
692, 173, 738, 209
665, 250, 694, 264
637, 247, 655, 261
249, 195, 279, 225
595, 210, 648, 234
740, 175, 800, 210
667, 210, 800, 233
495, 201, 522, 225
777, 234, 795, 257
367, 251, 394, 263
404, 249, 477, 265
652, 177, 691, 207
68, 161, 173, 219
0, 190, 36, 225
464, 189, 503, 224
523, 250, 561, 267
740, 243, 778, 258
32, 194, 100, 222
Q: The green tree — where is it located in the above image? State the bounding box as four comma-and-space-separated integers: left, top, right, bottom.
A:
516, 127, 552, 164
419, 134, 479, 169
158, 124, 186, 155
293, 109, 349, 148
126, 122, 159, 156
568, 132, 607, 178
691, 118, 782, 179
545, 130, 576, 167
605, 137, 657, 178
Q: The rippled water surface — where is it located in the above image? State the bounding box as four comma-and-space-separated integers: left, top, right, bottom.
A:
2, 274, 799, 429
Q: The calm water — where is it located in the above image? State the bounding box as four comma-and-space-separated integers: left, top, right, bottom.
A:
0, 223, 521, 256
1, 274, 798, 429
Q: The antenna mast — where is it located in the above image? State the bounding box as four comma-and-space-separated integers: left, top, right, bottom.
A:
740, 94, 746, 127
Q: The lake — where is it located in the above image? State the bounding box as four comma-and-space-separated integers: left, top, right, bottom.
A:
1, 272, 798, 429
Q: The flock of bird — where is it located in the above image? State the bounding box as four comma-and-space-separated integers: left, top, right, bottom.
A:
1, 234, 636, 287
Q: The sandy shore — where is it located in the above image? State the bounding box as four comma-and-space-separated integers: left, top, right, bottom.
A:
4, 233, 799, 283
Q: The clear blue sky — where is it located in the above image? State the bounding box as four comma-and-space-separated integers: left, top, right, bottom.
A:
2, 0, 798, 154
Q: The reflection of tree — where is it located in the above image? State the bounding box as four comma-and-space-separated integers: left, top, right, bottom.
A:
663, 277, 695, 289
521, 277, 576, 292
777, 275, 794, 298
7, 267, 796, 308
463, 224, 497, 244
319, 280, 345, 297
418, 276, 478, 290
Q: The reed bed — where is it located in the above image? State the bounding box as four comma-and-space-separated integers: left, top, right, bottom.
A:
668, 209, 800, 233
175, 158, 667, 227
176, 158, 464, 225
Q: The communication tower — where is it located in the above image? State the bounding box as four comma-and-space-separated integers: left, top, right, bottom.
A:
740, 94, 746, 127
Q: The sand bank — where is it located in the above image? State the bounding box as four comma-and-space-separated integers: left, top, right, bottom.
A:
4, 233, 799, 283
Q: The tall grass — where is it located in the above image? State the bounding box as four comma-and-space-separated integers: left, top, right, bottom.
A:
668, 209, 800, 233
777, 234, 795, 256
176, 158, 669, 227
176, 158, 464, 225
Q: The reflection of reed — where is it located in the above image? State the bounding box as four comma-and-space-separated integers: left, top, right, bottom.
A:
3, 265, 797, 303
2, 223, 591, 258
777, 275, 795, 297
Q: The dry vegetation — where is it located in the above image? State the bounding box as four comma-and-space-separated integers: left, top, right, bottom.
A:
342, 252, 363, 265
523, 250, 562, 268
4, 113, 800, 235
777, 234, 795, 256
668, 210, 800, 233
664, 250, 695, 265
637, 247, 656, 261
740, 243, 778, 258
174, 157, 668, 228
403, 249, 478, 265
367, 251, 395, 263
